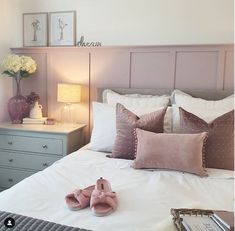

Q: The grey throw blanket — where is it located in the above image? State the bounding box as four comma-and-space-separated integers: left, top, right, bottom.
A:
0, 211, 91, 231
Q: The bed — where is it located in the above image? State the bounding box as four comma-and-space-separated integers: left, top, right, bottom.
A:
0, 88, 234, 231
0, 145, 233, 231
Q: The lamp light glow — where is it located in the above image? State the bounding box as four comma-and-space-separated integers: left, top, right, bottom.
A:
57, 83, 81, 103
57, 83, 81, 123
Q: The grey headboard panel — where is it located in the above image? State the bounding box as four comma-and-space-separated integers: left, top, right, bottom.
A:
98, 88, 234, 103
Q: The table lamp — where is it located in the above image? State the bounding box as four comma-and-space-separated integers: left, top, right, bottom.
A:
57, 83, 81, 123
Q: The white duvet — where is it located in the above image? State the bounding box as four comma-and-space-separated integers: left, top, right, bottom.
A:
0, 147, 233, 231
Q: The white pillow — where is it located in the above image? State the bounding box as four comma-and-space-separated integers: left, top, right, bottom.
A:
90, 102, 116, 152
90, 102, 172, 152
170, 89, 190, 104
172, 89, 234, 109
171, 89, 234, 133
104, 89, 170, 108
102, 89, 157, 103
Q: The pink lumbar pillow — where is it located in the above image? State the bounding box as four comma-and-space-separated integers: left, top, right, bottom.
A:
132, 128, 208, 177
179, 107, 234, 170
111, 103, 167, 159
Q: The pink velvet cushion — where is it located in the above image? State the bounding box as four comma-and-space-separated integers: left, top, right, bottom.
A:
179, 107, 234, 170
111, 103, 167, 159
133, 128, 208, 177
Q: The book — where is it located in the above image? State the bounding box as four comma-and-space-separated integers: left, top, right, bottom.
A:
211, 216, 229, 231
182, 216, 223, 231
212, 211, 234, 231
23, 117, 47, 124
23, 121, 45, 124
23, 117, 47, 122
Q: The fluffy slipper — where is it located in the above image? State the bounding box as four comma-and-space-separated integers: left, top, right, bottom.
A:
90, 177, 117, 216
65, 185, 95, 210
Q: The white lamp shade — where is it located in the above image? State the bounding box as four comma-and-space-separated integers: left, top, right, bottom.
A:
57, 83, 81, 103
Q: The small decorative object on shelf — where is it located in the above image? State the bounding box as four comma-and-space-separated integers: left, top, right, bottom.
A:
26, 92, 40, 106
29, 101, 43, 119
1, 54, 37, 124
45, 118, 56, 125
26, 92, 43, 119
76, 35, 102, 47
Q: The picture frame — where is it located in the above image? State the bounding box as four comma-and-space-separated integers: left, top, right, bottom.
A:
49, 11, 76, 46
23, 12, 48, 47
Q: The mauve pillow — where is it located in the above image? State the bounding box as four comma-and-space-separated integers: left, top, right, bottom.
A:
132, 128, 208, 177
111, 103, 167, 159
179, 107, 234, 170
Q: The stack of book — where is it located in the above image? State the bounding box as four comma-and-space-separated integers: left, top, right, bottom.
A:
23, 117, 47, 124
211, 211, 234, 231
171, 208, 234, 231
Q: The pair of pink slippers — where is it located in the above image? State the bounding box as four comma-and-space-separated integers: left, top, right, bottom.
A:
65, 177, 117, 216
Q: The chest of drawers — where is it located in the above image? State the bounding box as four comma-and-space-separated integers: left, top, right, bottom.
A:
0, 123, 86, 191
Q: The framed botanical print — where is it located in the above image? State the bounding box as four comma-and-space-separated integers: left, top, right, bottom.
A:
23, 13, 48, 47
49, 11, 76, 46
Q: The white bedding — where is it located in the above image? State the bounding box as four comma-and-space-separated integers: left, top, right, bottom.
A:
0, 147, 233, 231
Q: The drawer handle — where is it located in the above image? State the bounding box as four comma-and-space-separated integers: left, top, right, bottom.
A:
42, 145, 48, 149
8, 141, 13, 145
8, 178, 13, 182
8, 159, 13, 162
42, 163, 48, 167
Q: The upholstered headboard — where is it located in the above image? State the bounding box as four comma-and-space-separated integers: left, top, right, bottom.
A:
97, 88, 234, 103
89, 87, 233, 134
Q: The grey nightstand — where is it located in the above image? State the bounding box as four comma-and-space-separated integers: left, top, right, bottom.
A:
0, 123, 86, 191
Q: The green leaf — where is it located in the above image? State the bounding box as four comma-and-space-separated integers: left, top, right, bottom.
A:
2, 70, 16, 78
20, 70, 29, 78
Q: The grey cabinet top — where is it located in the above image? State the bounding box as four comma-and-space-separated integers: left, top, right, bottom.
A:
0, 123, 86, 134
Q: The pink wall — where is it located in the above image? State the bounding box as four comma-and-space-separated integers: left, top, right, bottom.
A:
12, 44, 234, 141
0, 0, 14, 122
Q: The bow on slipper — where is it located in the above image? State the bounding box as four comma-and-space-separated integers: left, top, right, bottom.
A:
65, 185, 95, 210
93, 191, 116, 200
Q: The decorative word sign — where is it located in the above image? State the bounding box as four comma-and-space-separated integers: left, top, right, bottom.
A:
76, 36, 102, 47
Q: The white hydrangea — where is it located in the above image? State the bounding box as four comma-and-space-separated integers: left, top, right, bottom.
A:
2, 54, 22, 73
1, 54, 37, 75
20, 56, 37, 74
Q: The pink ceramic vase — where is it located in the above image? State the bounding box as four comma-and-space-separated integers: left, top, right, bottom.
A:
8, 80, 30, 124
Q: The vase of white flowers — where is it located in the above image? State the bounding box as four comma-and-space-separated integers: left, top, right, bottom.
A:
2, 54, 37, 123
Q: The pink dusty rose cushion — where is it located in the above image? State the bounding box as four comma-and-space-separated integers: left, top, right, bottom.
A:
111, 103, 167, 159
132, 128, 208, 177
179, 107, 234, 170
